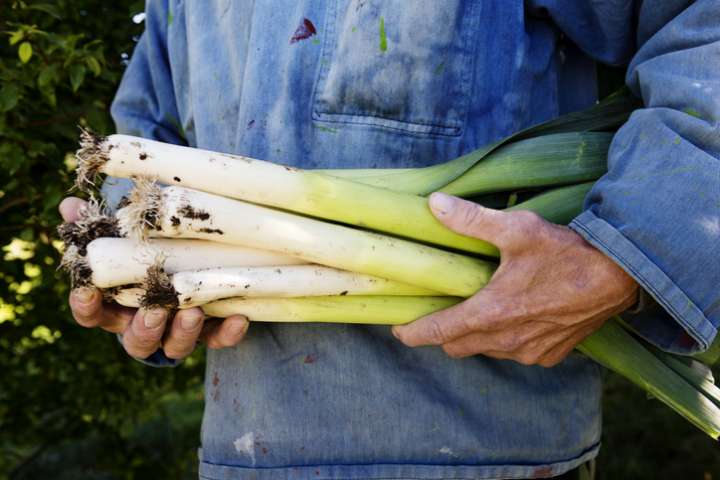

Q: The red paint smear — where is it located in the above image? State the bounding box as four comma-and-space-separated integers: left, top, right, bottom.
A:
212, 372, 220, 386
290, 18, 317, 44
303, 354, 317, 364
531, 466, 554, 478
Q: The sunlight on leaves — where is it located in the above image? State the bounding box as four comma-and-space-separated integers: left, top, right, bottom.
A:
31, 325, 60, 343
3, 238, 35, 261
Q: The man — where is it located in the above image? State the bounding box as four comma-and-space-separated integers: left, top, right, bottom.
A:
60, 1, 719, 478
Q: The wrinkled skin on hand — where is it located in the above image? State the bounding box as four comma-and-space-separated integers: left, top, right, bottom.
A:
60, 197, 249, 361
393, 192, 639, 368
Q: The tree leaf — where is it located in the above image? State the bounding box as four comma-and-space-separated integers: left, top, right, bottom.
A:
86, 56, 101, 77
68, 64, 86, 93
18, 42, 33, 63
0, 85, 20, 112
37, 66, 58, 88
9, 30, 24, 46
27, 3, 63, 19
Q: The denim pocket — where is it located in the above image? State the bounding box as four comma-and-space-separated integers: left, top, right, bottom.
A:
312, 0, 481, 136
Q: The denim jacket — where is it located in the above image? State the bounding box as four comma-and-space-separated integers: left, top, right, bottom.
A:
105, 1, 720, 478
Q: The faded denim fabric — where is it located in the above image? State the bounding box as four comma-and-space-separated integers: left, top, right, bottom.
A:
104, 1, 720, 478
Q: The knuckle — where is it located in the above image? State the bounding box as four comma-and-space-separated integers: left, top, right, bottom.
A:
515, 351, 541, 366
539, 357, 560, 368
496, 334, 520, 352
426, 317, 451, 344
459, 204, 484, 228
442, 344, 464, 359
515, 210, 544, 227
129, 331, 161, 349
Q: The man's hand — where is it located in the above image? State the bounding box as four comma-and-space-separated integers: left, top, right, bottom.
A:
60, 197, 249, 360
392, 192, 639, 367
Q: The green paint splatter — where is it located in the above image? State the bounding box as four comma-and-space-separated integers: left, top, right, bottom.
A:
316, 125, 338, 134
673, 136, 681, 145
379, 16, 387, 52
434, 62, 446, 75
351, 26, 357, 33
312, 37, 321, 45
683, 107, 702, 119
167, 10, 173, 25
164, 114, 186, 140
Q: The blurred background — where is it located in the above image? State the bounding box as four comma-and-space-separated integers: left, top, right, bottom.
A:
0, 1, 717, 479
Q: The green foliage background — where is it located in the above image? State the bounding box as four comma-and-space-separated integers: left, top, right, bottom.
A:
0, 1, 717, 479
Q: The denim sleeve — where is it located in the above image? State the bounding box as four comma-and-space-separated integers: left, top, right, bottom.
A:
107, 0, 184, 368
110, 0, 185, 145
569, 0, 720, 354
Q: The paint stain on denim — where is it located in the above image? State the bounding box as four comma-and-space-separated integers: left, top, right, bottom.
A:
290, 18, 317, 44
379, 16, 387, 52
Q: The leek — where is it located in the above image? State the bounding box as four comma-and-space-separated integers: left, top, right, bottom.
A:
116, 180, 496, 297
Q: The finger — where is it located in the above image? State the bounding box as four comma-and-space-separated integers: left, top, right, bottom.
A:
428, 192, 512, 248
162, 308, 205, 360
97, 303, 136, 333
205, 315, 249, 349
69, 287, 103, 327
70, 287, 136, 332
121, 308, 169, 359
537, 320, 605, 368
59, 197, 88, 223
441, 321, 553, 359
392, 300, 480, 347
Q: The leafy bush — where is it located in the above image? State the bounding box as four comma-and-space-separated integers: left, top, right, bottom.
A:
0, 2, 204, 477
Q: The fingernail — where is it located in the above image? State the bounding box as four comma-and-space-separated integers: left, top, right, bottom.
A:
181, 312, 202, 330
73, 287, 95, 304
144, 309, 166, 329
429, 192, 454, 215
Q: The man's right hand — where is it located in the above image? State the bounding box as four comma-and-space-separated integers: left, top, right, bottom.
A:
60, 197, 249, 361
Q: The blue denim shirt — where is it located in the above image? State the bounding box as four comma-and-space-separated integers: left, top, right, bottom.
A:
105, 1, 720, 478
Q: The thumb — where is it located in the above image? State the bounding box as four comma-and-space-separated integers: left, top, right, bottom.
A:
429, 192, 511, 249
59, 197, 88, 223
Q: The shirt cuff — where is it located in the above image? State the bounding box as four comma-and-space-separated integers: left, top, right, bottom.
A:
569, 210, 716, 355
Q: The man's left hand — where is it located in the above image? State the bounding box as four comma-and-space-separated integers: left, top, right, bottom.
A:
392, 192, 639, 367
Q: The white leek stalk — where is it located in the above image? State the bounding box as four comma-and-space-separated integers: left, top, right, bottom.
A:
116, 180, 495, 297
71, 237, 304, 288
202, 296, 461, 324
77, 131, 496, 256
113, 265, 438, 309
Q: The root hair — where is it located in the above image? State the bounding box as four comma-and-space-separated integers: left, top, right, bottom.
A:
140, 258, 179, 309
57, 196, 120, 255
116, 177, 163, 241
75, 128, 110, 192
59, 245, 93, 287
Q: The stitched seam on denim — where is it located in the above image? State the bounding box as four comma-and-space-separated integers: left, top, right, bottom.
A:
312, 113, 461, 136
313, 111, 463, 130
197, 444, 600, 479
569, 214, 714, 348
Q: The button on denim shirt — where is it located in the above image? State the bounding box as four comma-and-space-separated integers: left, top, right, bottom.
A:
105, 1, 720, 478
